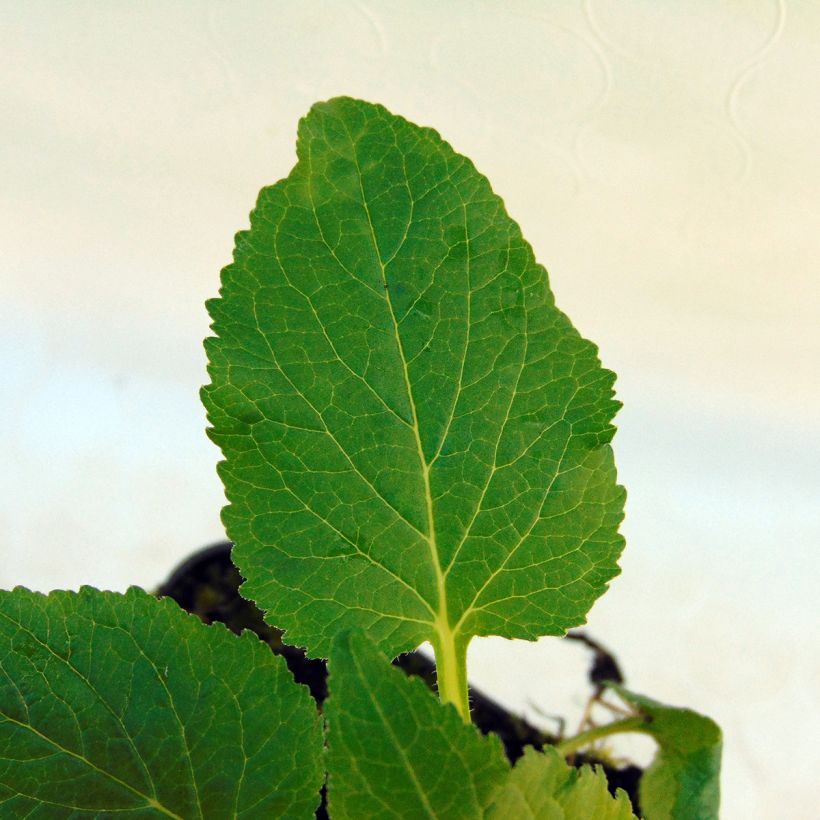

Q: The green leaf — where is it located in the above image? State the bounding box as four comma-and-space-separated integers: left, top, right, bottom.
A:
203, 96, 624, 715
611, 685, 722, 820
326, 633, 635, 819
0, 587, 324, 818
485, 747, 636, 820
325, 631, 508, 819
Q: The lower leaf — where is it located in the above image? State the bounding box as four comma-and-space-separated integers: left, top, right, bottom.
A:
0, 587, 324, 818
485, 746, 635, 819
326, 632, 636, 819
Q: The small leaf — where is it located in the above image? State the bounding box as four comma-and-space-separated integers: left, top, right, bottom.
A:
485, 747, 636, 820
203, 96, 624, 692
325, 631, 508, 819
0, 587, 323, 818
611, 685, 722, 820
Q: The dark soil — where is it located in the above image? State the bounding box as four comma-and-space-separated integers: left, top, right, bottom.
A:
157, 542, 642, 816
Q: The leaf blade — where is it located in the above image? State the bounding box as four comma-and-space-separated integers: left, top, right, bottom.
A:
325, 632, 509, 819
0, 587, 323, 818
203, 96, 624, 660
485, 747, 636, 820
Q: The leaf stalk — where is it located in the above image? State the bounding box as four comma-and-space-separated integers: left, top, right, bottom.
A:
554, 716, 647, 757
432, 629, 471, 723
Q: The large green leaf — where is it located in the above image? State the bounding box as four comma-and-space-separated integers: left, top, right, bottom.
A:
203, 97, 624, 700
0, 587, 323, 818
326, 633, 635, 819
485, 747, 635, 820
325, 631, 508, 818
612, 686, 722, 820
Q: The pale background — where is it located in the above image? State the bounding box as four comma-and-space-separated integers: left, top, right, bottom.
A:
2, 2, 818, 817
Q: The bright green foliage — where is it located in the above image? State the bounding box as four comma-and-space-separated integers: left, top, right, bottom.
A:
203, 97, 625, 709
612, 686, 722, 820
0, 587, 323, 818
325, 631, 508, 819
485, 747, 636, 820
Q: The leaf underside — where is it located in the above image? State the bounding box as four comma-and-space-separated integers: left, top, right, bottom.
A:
0, 587, 323, 818
326, 633, 635, 819
203, 96, 625, 659
611, 686, 722, 820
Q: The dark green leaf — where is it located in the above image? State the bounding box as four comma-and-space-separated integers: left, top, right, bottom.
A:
0, 587, 323, 818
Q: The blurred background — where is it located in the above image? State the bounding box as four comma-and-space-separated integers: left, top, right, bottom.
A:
2, 2, 818, 816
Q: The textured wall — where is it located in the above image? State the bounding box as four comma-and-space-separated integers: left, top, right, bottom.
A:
2, 2, 818, 816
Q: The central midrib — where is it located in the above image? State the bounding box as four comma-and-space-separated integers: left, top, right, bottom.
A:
343, 123, 452, 639
382, 282, 450, 636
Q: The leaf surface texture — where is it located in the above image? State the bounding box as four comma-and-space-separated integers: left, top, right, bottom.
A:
0, 587, 323, 818
325, 632, 508, 818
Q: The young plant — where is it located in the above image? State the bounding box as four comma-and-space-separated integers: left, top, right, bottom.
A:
0, 98, 721, 818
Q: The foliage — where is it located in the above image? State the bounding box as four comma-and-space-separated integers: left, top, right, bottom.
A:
326, 631, 636, 819
612, 685, 722, 820
0, 98, 721, 817
202, 95, 624, 719
0, 587, 323, 818
485, 747, 635, 820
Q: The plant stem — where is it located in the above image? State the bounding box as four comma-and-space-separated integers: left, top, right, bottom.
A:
432, 629, 471, 723
555, 716, 647, 757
